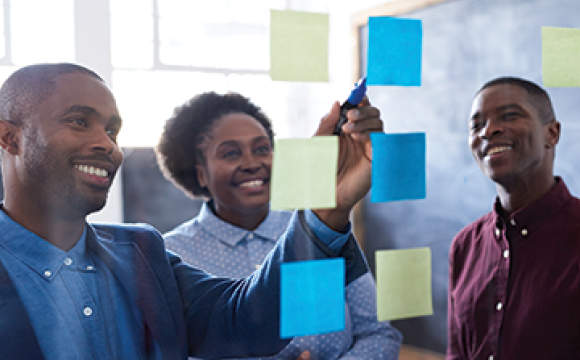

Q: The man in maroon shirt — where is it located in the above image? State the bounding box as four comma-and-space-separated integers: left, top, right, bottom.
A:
447, 77, 580, 360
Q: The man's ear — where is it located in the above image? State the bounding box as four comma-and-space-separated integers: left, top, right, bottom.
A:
196, 164, 208, 188
545, 120, 561, 149
0, 119, 19, 154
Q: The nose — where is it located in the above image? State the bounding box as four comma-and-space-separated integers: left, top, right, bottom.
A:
90, 127, 117, 155
480, 118, 504, 139
240, 154, 262, 173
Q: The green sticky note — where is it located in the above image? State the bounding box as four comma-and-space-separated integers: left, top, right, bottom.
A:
542, 26, 580, 87
270, 137, 337, 210
376, 247, 433, 321
270, 10, 329, 82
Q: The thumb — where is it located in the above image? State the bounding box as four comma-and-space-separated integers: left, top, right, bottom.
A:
297, 350, 311, 360
314, 101, 341, 136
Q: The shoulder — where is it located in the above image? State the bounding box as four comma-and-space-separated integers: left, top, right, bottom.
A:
450, 212, 494, 255
90, 222, 164, 245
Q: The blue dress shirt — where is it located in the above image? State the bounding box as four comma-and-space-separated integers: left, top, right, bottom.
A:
0, 209, 159, 360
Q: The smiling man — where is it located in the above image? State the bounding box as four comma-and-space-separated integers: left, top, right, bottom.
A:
447, 77, 580, 360
0, 63, 383, 359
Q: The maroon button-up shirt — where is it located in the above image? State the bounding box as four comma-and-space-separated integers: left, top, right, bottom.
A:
448, 178, 580, 360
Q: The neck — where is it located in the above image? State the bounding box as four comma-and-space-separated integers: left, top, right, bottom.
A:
496, 174, 555, 216
210, 201, 269, 231
2, 198, 86, 251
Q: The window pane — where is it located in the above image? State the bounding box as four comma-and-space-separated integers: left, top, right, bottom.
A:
110, 0, 154, 69
158, 0, 271, 70
112, 69, 228, 147
11, 0, 74, 65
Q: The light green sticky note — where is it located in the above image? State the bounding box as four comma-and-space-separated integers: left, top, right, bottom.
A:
270, 137, 337, 210
542, 26, 580, 87
270, 10, 329, 82
376, 247, 433, 321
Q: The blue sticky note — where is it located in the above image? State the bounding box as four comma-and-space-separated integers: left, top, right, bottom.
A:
367, 16, 422, 86
371, 132, 426, 202
280, 258, 345, 338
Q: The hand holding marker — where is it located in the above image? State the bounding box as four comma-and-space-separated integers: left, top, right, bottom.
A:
333, 77, 367, 135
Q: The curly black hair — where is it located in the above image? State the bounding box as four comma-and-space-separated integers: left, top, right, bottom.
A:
155, 91, 274, 199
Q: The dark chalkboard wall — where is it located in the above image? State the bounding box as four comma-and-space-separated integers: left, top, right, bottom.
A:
122, 147, 202, 234
358, 0, 580, 353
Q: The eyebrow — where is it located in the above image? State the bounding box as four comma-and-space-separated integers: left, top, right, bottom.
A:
470, 103, 525, 121
60, 105, 123, 128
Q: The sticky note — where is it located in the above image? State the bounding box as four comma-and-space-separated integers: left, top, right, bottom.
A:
270, 137, 337, 210
367, 16, 422, 86
270, 10, 329, 82
542, 26, 580, 87
370, 132, 426, 202
280, 258, 345, 338
376, 247, 433, 321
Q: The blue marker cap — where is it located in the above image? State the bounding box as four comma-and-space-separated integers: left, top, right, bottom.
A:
347, 77, 367, 106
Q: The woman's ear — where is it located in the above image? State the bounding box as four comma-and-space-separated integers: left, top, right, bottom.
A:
196, 164, 208, 189
0, 119, 19, 154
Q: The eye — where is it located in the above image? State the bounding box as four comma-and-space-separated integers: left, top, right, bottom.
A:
501, 112, 520, 121
69, 117, 88, 127
223, 149, 241, 159
255, 145, 272, 155
469, 120, 483, 132
106, 128, 120, 141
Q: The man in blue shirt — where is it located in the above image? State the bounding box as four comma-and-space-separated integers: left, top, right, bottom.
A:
0, 63, 383, 359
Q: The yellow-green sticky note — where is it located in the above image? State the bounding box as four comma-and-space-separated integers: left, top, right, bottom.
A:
270, 9, 329, 82
376, 247, 433, 321
270, 137, 337, 210
542, 26, 580, 87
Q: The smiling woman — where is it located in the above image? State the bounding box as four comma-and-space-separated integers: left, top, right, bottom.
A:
155, 91, 402, 360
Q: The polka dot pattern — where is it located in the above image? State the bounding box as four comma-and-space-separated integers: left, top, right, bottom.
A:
164, 203, 402, 359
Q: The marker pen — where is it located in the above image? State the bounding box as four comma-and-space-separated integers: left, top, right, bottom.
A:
333, 77, 367, 135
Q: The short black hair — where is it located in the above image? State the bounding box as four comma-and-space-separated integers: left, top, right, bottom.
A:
155, 91, 274, 199
477, 76, 556, 124
0, 63, 103, 126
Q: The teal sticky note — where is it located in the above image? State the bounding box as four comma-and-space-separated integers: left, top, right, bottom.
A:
542, 26, 580, 87
280, 258, 345, 338
371, 132, 426, 202
270, 10, 329, 82
270, 137, 338, 210
376, 247, 433, 321
367, 16, 422, 86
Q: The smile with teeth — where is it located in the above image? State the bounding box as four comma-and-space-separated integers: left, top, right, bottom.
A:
487, 146, 512, 156
75, 164, 109, 178
239, 179, 265, 188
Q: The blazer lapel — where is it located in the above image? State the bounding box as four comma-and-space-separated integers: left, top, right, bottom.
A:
0, 259, 44, 359
85, 226, 183, 359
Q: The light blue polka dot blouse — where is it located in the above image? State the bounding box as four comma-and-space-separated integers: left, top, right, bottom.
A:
164, 202, 402, 359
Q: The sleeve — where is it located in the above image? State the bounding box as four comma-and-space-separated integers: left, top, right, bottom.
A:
339, 273, 402, 360
172, 210, 370, 358
447, 238, 461, 360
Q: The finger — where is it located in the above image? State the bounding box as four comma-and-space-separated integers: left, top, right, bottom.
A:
297, 350, 311, 360
314, 101, 341, 136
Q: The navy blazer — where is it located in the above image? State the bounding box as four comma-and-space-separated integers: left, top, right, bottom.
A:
0, 211, 368, 359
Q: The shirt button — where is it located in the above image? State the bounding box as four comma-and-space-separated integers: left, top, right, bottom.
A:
521, 228, 528, 236
248, 233, 254, 240
83, 307, 93, 317
496, 302, 503, 311
494, 228, 500, 237
64, 257, 73, 266
44, 270, 52, 277
254, 264, 261, 270
509, 219, 516, 226
86, 265, 94, 271
489, 356, 494, 360
503, 249, 509, 258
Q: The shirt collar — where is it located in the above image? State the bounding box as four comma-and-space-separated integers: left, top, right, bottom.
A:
493, 176, 572, 234
0, 207, 92, 280
197, 201, 288, 247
